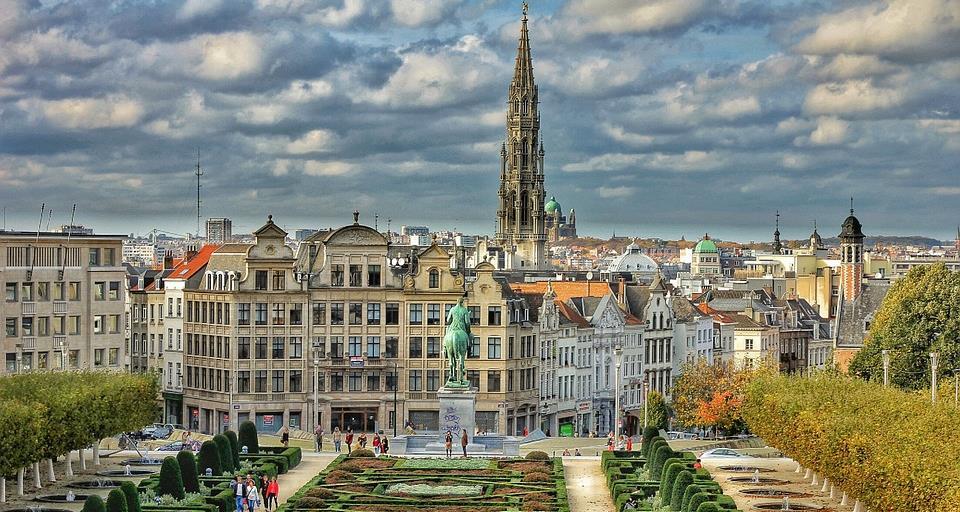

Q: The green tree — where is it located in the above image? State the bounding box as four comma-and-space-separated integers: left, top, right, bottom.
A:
106, 488, 129, 512
646, 390, 669, 430
224, 430, 241, 469
197, 440, 222, 476
176, 451, 200, 493
82, 495, 107, 512
238, 420, 259, 454
671, 359, 771, 433
850, 263, 960, 389
119, 481, 141, 512
213, 434, 234, 472
158, 457, 185, 500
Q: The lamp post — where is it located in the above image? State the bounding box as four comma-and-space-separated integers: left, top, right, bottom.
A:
930, 352, 939, 404
392, 361, 400, 438
313, 349, 320, 435
643, 379, 650, 429
614, 344, 622, 437
953, 369, 959, 407
882, 350, 890, 387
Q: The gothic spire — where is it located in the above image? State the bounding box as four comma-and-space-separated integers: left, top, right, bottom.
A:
511, 2, 535, 94
773, 210, 782, 254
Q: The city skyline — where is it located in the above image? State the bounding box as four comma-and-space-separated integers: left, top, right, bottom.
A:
1, 0, 958, 241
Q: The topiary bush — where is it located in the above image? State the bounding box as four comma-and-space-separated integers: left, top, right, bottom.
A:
176, 450, 200, 492
695, 503, 721, 512
525, 450, 550, 460
660, 462, 684, 501
687, 492, 711, 512
670, 470, 694, 510
348, 448, 375, 458
680, 485, 699, 512
238, 420, 259, 454
650, 444, 675, 480
522, 471, 551, 482
106, 488, 128, 512
641, 427, 659, 456
213, 434, 234, 472
224, 430, 241, 469
158, 457, 185, 500
197, 440, 222, 475
82, 495, 107, 512
119, 481, 141, 512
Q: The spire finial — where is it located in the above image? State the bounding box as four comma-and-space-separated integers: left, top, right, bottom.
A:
775, 210, 780, 230
850, 196, 854, 215
522, 1, 528, 17
353, 209, 359, 224
267, 214, 273, 223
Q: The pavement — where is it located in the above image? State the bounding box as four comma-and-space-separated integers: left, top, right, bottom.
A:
563, 457, 616, 512
275, 453, 337, 507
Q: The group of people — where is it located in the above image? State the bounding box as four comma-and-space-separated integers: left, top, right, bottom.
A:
443, 429, 470, 458
231, 473, 280, 512
314, 425, 390, 455
607, 433, 634, 451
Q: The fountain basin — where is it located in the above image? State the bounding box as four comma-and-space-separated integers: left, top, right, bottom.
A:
719, 465, 775, 473
35, 494, 92, 503
728, 476, 790, 485
69, 479, 121, 489
97, 468, 155, 477
741, 489, 810, 498
121, 457, 164, 466
753, 502, 821, 511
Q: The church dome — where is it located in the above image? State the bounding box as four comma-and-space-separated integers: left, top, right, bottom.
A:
609, 242, 658, 273
545, 196, 561, 214
693, 235, 718, 254
839, 212, 864, 239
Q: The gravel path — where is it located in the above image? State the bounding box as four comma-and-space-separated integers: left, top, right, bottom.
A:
563, 457, 616, 512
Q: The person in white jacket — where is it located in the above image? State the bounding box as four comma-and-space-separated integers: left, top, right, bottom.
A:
245, 477, 260, 511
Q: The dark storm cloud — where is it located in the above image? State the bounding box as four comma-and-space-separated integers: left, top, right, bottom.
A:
0, 0, 957, 240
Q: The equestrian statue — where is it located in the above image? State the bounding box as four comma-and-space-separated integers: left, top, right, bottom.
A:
443, 296, 472, 388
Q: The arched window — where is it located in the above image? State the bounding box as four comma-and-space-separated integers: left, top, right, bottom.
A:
429, 269, 440, 288
520, 191, 530, 226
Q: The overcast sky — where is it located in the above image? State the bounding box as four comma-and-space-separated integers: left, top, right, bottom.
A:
0, 0, 958, 241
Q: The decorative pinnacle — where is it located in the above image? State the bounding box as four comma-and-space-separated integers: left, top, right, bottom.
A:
522, 1, 528, 17
353, 210, 359, 224
850, 196, 854, 215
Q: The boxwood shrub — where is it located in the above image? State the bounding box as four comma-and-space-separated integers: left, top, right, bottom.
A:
670, 471, 694, 510
238, 420, 259, 454
197, 440, 222, 476
82, 495, 107, 512
176, 451, 200, 493
223, 430, 241, 469
213, 434, 234, 472
159, 456, 185, 500
106, 489, 128, 512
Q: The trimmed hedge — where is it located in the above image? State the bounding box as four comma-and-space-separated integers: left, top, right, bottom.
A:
121, 481, 142, 512
213, 434, 233, 472
159, 456, 186, 500
82, 495, 107, 512
670, 471, 694, 510
106, 488, 129, 512
238, 420, 259, 453
224, 430, 241, 469
526, 450, 550, 460
197, 440, 222, 475
348, 448, 374, 458
177, 451, 200, 493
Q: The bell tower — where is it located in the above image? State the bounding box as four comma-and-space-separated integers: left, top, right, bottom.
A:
494, 2, 546, 270
839, 199, 865, 301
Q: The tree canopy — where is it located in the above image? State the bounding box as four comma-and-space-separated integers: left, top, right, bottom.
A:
671, 359, 771, 432
849, 263, 960, 389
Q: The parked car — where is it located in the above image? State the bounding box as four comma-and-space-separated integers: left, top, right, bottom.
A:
156, 441, 200, 452
699, 448, 748, 459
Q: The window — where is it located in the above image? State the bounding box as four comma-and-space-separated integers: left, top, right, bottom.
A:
386, 371, 398, 391
331, 371, 344, 391
290, 303, 303, 325
313, 337, 325, 358
427, 304, 441, 325
238, 303, 251, 325
272, 337, 285, 359
238, 371, 250, 392
347, 371, 362, 391
488, 306, 501, 326
349, 265, 362, 287
94, 348, 104, 366
367, 336, 380, 358
167, 298, 173, 316
386, 303, 399, 325
317, 372, 325, 392
330, 336, 343, 358
429, 269, 439, 288
255, 370, 268, 392
272, 370, 284, 392
88, 248, 101, 266
255, 303, 268, 325
272, 270, 285, 290
409, 337, 423, 358
238, 337, 251, 359
21, 317, 34, 336
745, 339, 754, 350
467, 370, 480, 390
508, 336, 514, 358
108, 314, 120, 333
367, 303, 381, 325
6, 318, 17, 337
408, 370, 422, 391
37, 317, 49, 336
348, 336, 362, 357
255, 337, 268, 359
487, 337, 502, 359
68, 282, 80, 301
385, 337, 399, 358
331, 265, 344, 286
348, 303, 362, 325
487, 370, 501, 392
426, 337, 441, 358
68, 316, 80, 335
5, 282, 17, 302
365, 371, 379, 391
53, 282, 64, 301
255, 270, 268, 290
93, 315, 105, 334
312, 302, 326, 325
507, 369, 514, 392
468, 336, 480, 359
36, 282, 49, 301
94, 282, 106, 300
289, 370, 302, 392
409, 304, 422, 325
330, 303, 344, 325
426, 370, 440, 391
469, 306, 480, 325
290, 337, 303, 359
109, 348, 118, 366
104, 248, 116, 266
272, 303, 285, 325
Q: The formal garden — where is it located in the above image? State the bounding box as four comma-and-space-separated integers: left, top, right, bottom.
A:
277, 449, 569, 511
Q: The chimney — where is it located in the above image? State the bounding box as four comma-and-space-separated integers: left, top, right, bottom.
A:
163, 250, 174, 269
185, 245, 198, 261
618, 278, 626, 308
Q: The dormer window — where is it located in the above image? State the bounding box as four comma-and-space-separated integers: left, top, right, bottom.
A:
429, 269, 440, 288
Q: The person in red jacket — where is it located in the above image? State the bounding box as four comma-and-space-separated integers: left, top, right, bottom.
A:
265, 476, 279, 511
345, 429, 354, 452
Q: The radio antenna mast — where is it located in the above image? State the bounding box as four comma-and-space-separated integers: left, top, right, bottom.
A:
196, 148, 203, 238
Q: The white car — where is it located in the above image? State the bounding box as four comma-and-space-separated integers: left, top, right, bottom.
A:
699, 448, 748, 459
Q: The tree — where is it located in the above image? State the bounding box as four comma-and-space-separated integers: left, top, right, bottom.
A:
119, 481, 141, 512
224, 430, 241, 469
695, 390, 743, 433
213, 434, 234, 473
82, 495, 107, 512
646, 390, 669, 430
106, 488, 128, 512
197, 440, 222, 476
158, 457, 185, 500
238, 421, 259, 454
850, 263, 960, 389
176, 451, 200, 493
671, 359, 770, 433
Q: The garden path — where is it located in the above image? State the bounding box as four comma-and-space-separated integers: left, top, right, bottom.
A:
276, 454, 337, 507
563, 457, 615, 512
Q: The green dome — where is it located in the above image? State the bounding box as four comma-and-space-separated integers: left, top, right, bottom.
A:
545, 196, 561, 214
693, 237, 718, 253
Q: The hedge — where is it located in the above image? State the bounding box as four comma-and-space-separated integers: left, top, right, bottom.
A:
213, 434, 233, 472
107, 488, 129, 512
83, 495, 108, 512
238, 421, 259, 453
743, 374, 960, 512
197, 441, 222, 476
224, 430, 240, 469
159, 457, 185, 500
670, 471, 694, 510
177, 451, 200, 493
121, 481, 141, 512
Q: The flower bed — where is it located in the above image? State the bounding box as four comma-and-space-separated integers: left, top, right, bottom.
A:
279, 455, 570, 511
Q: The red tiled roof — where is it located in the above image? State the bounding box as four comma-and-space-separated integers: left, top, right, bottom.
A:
510, 281, 611, 301
167, 244, 220, 280
556, 300, 590, 327
697, 302, 738, 324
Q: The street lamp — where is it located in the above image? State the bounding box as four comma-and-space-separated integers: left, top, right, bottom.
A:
953, 369, 959, 407
392, 361, 400, 438
642, 379, 650, 429
930, 352, 939, 404
313, 348, 320, 437
882, 350, 890, 387
614, 344, 622, 437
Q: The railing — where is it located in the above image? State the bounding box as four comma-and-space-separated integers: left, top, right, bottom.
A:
22, 302, 36, 315
53, 301, 68, 314
21, 337, 37, 349
53, 335, 67, 347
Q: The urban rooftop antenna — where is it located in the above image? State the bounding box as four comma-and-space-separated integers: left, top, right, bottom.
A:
196, 148, 203, 237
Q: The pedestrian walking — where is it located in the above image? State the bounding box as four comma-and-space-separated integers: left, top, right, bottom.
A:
372, 433, 381, 455
265, 476, 279, 511
460, 430, 468, 458
314, 425, 323, 452
332, 427, 342, 452
380, 435, 389, 455
280, 426, 290, 448
444, 430, 453, 458
626, 436, 633, 451
259, 474, 269, 500
245, 477, 260, 511
232, 475, 245, 512
358, 431, 367, 449
345, 429, 354, 452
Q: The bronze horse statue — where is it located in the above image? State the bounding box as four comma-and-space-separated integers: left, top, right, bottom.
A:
443, 297, 471, 388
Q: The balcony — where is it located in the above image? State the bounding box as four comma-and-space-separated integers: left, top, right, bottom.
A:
22, 302, 36, 315
21, 337, 37, 350
53, 301, 68, 314
53, 335, 67, 348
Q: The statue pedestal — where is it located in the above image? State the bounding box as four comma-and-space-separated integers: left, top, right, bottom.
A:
424, 386, 485, 454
